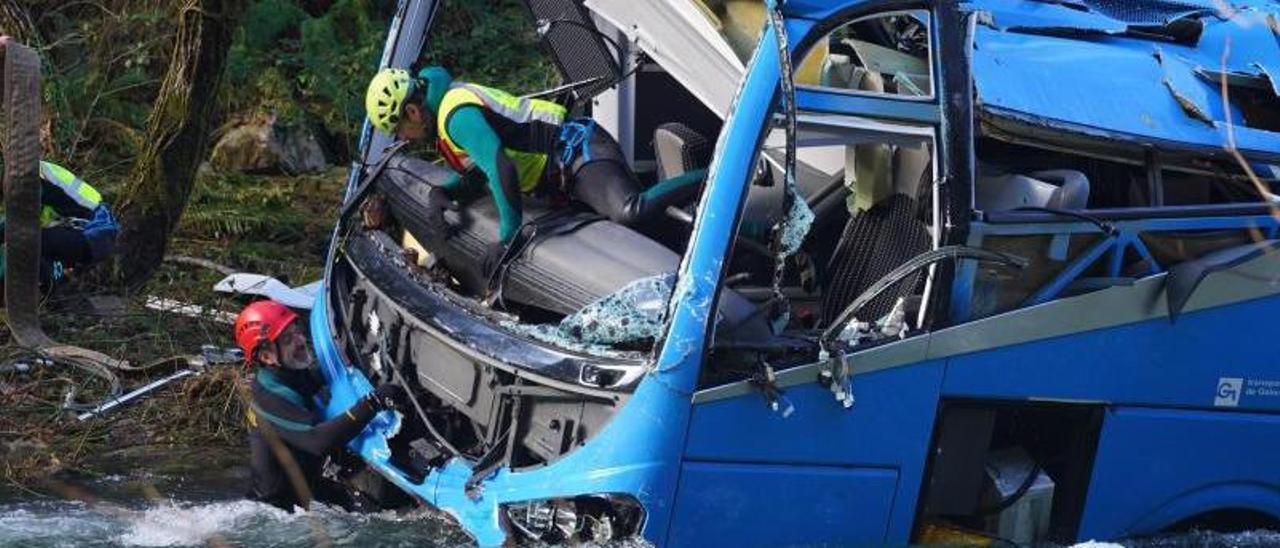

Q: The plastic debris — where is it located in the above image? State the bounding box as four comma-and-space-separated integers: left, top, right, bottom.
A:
200, 345, 244, 365
213, 273, 321, 310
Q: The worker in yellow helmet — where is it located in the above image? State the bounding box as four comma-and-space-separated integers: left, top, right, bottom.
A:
364, 66, 707, 277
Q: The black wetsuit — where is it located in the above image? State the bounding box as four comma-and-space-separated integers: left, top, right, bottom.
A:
246, 367, 378, 511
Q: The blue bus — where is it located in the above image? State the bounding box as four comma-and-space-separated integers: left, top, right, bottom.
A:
312, 0, 1280, 544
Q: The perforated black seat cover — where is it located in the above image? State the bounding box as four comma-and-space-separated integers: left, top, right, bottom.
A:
821, 194, 931, 326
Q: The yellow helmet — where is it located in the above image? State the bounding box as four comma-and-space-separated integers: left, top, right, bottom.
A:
365, 68, 414, 135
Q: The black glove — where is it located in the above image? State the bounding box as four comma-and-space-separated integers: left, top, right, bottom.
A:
371, 383, 407, 411
422, 187, 455, 249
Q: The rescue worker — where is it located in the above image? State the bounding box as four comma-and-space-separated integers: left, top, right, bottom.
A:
0, 160, 118, 285
363, 66, 707, 275
235, 300, 404, 511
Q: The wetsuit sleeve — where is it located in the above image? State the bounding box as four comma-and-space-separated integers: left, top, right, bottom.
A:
255, 395, 379, 456
641, 168, 708, 205
438, 170, 464, 192
447, 106, 523, 243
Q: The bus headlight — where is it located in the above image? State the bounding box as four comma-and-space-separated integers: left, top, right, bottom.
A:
502, 494, 645, 543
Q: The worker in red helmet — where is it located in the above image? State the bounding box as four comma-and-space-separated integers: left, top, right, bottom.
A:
235, 299, 404, 511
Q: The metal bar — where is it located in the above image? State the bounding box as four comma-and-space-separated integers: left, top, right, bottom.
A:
76, 369, 196, 421
973, 215, 1280, 237
1130, 235, 1163, 275
947, 233, 983, 324
796, 90, 942, 125
1022, 236, 1116, 306
1107, 233, 1129, 277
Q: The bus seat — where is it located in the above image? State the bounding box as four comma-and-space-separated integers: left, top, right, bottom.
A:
976, 169, 1090, 211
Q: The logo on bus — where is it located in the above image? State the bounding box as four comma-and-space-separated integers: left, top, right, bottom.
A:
1215, 377, 1243, 407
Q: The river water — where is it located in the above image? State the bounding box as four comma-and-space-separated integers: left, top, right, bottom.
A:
0, 499, 470, 547
0, 458, 1276, 547
0, 449, 473, 547
4, 494, 1278, 548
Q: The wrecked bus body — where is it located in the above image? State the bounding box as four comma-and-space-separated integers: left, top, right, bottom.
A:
312, 0, 1280, 544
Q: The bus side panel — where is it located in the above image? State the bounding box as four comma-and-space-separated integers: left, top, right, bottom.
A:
667, 462, 898, 546
941, 295, 1280, 411
1078, 406, 1280, 539
682, 361, 944, 542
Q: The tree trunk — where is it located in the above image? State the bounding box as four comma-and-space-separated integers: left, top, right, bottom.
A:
113, 0, 246, 290
0, 0, 36, 46
0, 0, 58, 156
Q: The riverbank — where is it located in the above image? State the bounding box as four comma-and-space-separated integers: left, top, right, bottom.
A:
0, 168, 345, 495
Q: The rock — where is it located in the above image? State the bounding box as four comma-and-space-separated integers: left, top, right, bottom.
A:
210, 115, 329, 174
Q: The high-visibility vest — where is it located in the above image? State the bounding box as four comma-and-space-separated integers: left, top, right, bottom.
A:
38, 161, 103, 227
436, 83, 566, 192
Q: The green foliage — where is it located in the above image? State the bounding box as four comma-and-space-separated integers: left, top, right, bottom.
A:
425, 1, 559, 92
181, 172, 308, 240
25, 0, 557, 172
241, 0, 307, 51
32, 1, 182, 169
226, 0, 386, 154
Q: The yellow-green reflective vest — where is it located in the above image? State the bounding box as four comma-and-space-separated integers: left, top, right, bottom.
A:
38, 161, 103, 227
436, 83, 566, 192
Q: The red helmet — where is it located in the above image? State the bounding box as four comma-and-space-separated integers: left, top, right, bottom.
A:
235, 300, 299, 364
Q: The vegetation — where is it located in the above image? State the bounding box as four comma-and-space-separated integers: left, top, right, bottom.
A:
115, 0, 248, 287
0, 0, 556, 488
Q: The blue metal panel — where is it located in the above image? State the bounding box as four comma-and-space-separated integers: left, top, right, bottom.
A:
970, 10, 1280, 157
668, 462, 898, 546
1079, 407, 1280, 539
684, 361, 945, 541
942, 294, 1280, 411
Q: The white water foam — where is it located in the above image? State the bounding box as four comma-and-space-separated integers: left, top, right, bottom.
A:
115, 500, 293, 547
0, 497, 471, 547
0, 503, 117, 547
